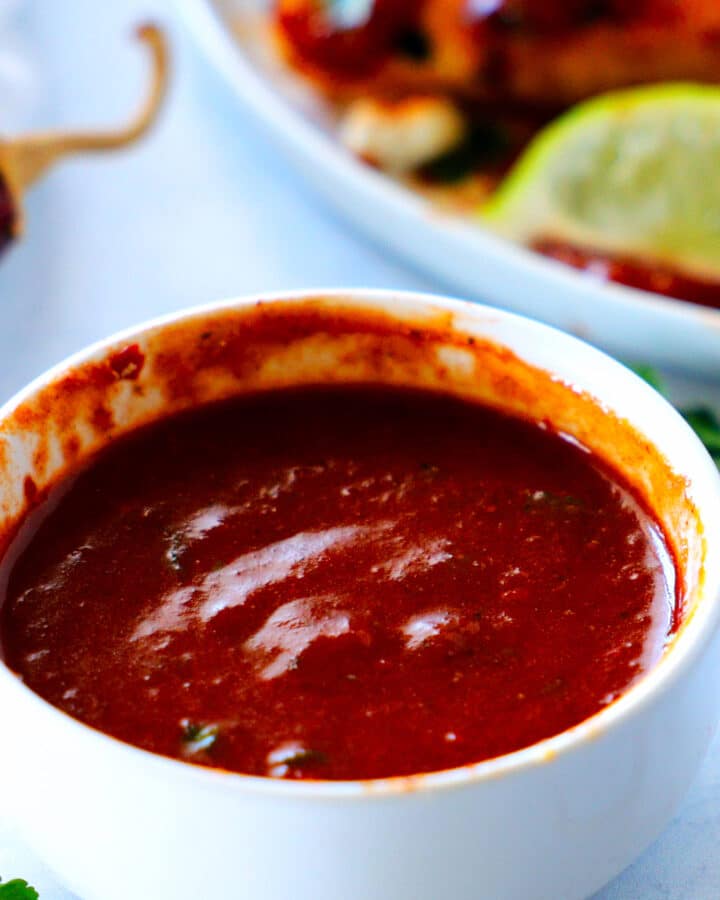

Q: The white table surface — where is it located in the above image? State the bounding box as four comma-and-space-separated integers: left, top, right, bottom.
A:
0, 1, 719, 897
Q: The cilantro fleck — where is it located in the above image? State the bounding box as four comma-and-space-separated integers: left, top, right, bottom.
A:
421, 122, 510, 183
165, 532, 186, 573
0, 880, 39, 899
282, 748, 329, 768
181, 720, 219, 753
539, 677, 567, 697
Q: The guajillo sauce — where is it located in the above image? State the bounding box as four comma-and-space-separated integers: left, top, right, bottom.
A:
0, 387, 677, 780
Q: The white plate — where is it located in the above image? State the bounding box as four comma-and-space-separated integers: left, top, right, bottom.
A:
180, 0, 720, 376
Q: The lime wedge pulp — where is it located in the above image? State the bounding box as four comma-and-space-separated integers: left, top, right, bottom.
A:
482, 84, 720, 282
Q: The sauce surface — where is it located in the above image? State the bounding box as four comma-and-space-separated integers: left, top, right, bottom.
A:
0, 387, 676, 780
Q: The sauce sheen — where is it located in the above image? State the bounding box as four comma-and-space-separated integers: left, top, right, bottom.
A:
0, 387, 676, 780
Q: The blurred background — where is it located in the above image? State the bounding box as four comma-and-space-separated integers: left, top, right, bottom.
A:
0, 2, 719, 897
0, 0, 433, 403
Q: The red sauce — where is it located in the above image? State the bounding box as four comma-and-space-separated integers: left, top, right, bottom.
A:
0, 386, 676, 780
276, 1, 674, 79
277, 0, 423, 79
108, 344, 145, 381
535, 240, 720, 310
469, 0, 680, 33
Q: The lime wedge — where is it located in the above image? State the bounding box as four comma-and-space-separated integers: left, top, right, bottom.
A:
482, 84, 720, 282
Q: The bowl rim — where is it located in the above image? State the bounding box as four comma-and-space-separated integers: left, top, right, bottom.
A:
1, 287, 719, 800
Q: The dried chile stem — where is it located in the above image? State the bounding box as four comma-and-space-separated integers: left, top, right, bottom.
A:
0, 23, 168, 248
0, 175, 14, 254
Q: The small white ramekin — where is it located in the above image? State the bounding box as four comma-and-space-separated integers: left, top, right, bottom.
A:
0, 290, 719, 900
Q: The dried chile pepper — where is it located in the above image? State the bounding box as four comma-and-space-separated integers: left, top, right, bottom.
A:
0, 24, 168, 259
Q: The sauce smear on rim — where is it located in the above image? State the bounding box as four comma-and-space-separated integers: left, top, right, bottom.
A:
0, 386, 677, 780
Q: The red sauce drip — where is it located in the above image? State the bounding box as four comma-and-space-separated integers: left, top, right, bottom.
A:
277, 0, 423, 79
0, 387, 676, 780
535, 240, 720, 310
0, 175, 15, 257
109, 344, 145, 381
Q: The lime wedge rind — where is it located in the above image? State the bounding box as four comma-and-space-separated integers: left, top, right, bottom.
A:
482, 83, 720, 282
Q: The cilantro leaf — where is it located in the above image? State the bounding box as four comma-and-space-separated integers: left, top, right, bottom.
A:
180, 720, 219, 753
422, 122, 510, 184
0, 879, 40, 899
280, 748, 329, 768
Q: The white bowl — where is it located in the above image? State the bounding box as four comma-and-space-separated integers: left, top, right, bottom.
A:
0, 290, 719, 900
179, 0, 720, 375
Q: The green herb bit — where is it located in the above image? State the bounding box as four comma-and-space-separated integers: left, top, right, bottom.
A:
181, 720, 219, 753
422, 122, 510, 184
0, 880, 39, 899
283, 748, 329, 768
165, 532, 186, 573
539, 677, 567, 697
